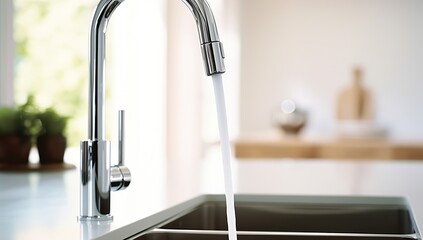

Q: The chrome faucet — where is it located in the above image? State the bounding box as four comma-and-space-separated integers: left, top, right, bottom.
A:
79, 0, 225, 221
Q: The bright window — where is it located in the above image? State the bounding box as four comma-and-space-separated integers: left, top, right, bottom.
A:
11, 0, 168, 177
14, 0, 96, 145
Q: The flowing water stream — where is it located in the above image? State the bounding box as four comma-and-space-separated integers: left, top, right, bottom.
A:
211, 73, 238, 240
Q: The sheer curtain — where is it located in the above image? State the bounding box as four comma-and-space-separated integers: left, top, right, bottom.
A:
108, 0, 168, 211
166, 0, 204, 204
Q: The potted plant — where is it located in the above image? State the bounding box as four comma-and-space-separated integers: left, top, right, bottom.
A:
0, 97, 40, 165
36, 108, 68, 164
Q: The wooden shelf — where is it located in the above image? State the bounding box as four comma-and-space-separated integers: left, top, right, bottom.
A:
234, 131, 423, 160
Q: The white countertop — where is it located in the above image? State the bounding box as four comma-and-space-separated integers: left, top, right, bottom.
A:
1, 154, 423, 239
0, 170, 162, 240
0, 147, 174, 240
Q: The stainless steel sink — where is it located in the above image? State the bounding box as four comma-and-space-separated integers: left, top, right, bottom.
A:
96, 195, 421, 240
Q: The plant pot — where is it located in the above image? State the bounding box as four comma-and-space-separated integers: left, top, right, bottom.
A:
37, 135, 67, 164
0, 135, 32, 165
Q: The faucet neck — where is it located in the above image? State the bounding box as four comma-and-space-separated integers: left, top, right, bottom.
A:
88, 0, 123, 140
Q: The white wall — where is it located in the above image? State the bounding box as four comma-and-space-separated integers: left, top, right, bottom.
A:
239, 0, 423, 139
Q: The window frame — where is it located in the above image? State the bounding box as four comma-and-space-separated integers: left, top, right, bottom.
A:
0, 0, 14, 106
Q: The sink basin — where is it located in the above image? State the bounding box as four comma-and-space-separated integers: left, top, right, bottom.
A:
161, 200, 413, 234
96, 195, 421, 240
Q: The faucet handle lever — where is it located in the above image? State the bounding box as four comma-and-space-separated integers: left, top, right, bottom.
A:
118, 110, 124, 166
111, 110, 131, 192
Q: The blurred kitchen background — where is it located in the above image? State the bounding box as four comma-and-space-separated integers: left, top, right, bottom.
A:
1, 0, 423, 234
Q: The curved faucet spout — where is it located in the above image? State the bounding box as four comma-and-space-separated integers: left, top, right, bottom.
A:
88, 0, 225, 140
181, 0, 226, 76
181, 0, 221, 44
80, 0, 225, 220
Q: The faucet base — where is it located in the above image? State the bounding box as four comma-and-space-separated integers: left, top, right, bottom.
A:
78, 215, 113, 222
80, 140, 112, 219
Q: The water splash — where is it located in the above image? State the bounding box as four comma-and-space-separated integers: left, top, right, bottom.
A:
211, 73, 238, 240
